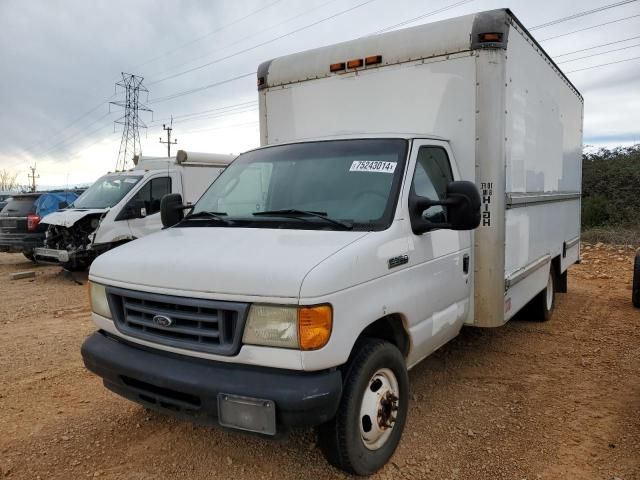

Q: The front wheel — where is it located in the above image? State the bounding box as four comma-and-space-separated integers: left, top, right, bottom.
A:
317, 339, 409, 476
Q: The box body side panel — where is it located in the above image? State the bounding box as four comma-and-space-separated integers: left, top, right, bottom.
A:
502, 23, 583, 318
261, 54, 477, 180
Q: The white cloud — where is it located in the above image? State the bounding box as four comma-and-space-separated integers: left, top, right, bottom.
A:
1, 0, 639, 186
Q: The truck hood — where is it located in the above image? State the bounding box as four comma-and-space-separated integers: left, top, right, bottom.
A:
90, 227, 369, 298
41, 208, 108, 228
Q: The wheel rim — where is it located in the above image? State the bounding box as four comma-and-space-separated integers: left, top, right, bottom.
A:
359, 368, 400, 451
546, 272, 554, 310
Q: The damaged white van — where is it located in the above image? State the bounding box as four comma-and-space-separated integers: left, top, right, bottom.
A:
34, 151, 234, 270
81, 9, 582, 475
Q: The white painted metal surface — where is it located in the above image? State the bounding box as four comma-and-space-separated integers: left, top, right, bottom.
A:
261, 53, 477, 181
87, 9, 583, 373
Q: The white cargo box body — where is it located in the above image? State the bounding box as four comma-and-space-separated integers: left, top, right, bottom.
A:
257, 9, 583, 327
133, 150, 235, 204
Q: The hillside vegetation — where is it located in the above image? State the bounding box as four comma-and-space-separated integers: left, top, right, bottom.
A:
581, 145, 640, 242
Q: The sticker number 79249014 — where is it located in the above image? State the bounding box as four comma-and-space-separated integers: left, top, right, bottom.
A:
349, 160, 397, 173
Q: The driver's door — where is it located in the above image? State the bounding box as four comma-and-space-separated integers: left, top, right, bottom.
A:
127, 175, 173, 238
406, 140, 472, 359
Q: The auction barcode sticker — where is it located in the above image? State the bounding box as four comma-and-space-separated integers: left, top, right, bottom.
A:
349, 160, 397, 173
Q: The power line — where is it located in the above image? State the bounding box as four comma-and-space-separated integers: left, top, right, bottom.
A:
150, 100, 256, 123
374, 0, 475, 34
38, 1, 640, 159
178, 121, 259, 136
134, 0, 285, 70
565, 55, 640, 73
146, 0, 340, 85
149, 72, 256, 104
23, 95, 115, 157
539, 13, 640, 41
530, 0, 638, 30
147, 0, 379, 86
40, 111, 114, 157
147, 0, 472, 102
20, 2, 284, 160
44, 119, 115, 159
151, 105, 258, 128
554, 34, 640, 57
557, 43, 640, 63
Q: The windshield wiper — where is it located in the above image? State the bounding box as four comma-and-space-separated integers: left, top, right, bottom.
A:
182, 210, 233, 225
252, 209, 352, 230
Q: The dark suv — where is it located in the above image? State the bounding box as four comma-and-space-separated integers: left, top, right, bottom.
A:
0, 191, 78, 260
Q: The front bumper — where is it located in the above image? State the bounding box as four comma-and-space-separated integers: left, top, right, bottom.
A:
0, 232, 44, 252
81, 331, 343, 432
33, 247, 70, 263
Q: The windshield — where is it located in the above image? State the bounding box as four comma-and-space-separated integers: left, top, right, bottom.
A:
191, 139, 408, 231
72, 174, 142, 209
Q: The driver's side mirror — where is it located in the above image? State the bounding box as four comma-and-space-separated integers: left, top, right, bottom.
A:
160, 193, 186, 228
116, 199, 146, 221
409, 180, 481, 235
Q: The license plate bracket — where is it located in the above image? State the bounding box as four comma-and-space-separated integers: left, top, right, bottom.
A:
217, 393, 276, 435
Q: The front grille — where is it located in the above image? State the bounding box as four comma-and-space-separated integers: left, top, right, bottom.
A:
106, 287, 249, 355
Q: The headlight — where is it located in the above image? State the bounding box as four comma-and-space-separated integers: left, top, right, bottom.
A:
242, 304, 332, 351
89, 282, 112, 319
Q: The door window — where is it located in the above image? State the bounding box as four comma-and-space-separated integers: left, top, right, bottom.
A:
131, 177, 172, 215
411, 147, 453, 224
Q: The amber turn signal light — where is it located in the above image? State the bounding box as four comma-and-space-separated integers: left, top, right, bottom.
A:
478, 32, 502, 43
365, 55, 382, 66
298, 305, 332, 350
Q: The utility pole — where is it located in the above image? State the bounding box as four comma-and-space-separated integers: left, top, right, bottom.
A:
28, 164, 39, 192
110, 73, 152, 171
159, 116, 177, 158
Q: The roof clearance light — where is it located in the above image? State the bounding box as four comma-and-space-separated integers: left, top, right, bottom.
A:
346, 58, 364, 69
479, 32, 503, 43
365, 55, 382, 66
330, 62, 346, 72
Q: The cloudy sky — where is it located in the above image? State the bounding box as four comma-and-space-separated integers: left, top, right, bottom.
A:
0, 0, 638, 187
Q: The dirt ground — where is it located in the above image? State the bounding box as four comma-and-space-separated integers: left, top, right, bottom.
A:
0, 244, 638, 480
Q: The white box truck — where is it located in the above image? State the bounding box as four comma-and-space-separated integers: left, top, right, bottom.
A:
81, 9, 582, 475
34, 150, 234, 270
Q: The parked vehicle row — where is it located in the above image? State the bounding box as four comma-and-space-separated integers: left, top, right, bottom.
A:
0, 151, 234, 270
0, 190, 80, 260
34, 150, 234, 270
80, 9, 584, 475
0, 191, 19, 211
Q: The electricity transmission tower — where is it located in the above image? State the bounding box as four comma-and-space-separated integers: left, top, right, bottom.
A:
159, 116, 177, 158
110, 73, 152, 171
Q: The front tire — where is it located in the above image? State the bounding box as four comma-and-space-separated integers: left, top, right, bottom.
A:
317, 339, 409, 476
633, 250, 640, 308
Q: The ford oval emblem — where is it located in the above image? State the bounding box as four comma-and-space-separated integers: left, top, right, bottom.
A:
152, 315, 173, 327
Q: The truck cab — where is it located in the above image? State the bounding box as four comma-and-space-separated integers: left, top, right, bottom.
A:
35, 150, 234, 270
81, 8, 582, 475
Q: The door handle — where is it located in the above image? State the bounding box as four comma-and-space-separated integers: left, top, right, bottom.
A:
463, 253, 470, 274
